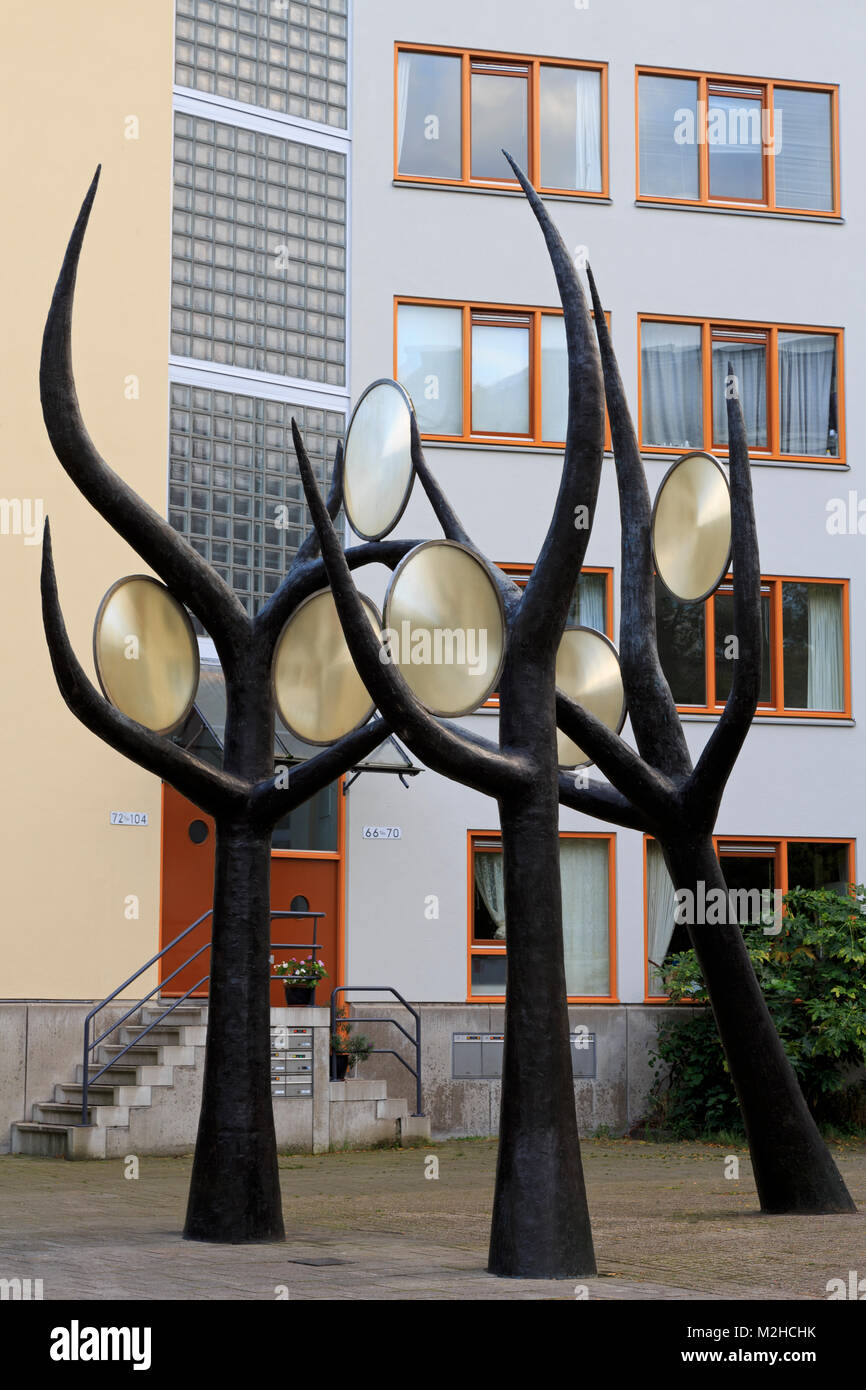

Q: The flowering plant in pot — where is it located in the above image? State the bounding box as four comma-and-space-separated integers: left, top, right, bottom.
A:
275, 956, 328, 1006
331, 1009, 374, 1079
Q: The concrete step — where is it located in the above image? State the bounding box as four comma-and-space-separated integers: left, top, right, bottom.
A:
142, 1004, 207, 1025
33, 1101, 130, 1128
58, 1082, 152, 1108
11, 1122, 70, 1157
399, 1114, 432, 1141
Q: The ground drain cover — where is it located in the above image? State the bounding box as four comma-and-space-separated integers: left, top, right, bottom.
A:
286, 1257, 351, 1267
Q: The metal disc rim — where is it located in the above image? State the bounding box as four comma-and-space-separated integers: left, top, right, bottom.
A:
272, 585, 382, 746
557, 624, 627, 770
92, 574, 200, 736
342, 377, 418, 542
650, 450, 733, 605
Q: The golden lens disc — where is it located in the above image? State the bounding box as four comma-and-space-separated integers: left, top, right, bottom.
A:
273, 588, 382, 744
652, 451, 732, 602
383, 540, 506, 716
556, 626, 626, 768
343, 378, 416, 540
93, 575, 199, 734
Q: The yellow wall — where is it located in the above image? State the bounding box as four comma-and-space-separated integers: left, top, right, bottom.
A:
0, 2, 174, 996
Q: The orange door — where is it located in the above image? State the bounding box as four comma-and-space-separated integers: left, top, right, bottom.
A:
160, 785, 342, 1006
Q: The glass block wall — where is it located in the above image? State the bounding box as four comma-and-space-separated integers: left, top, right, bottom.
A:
175, 0, 349, 128
172, 114, 347, 383
169, 383, 345, 613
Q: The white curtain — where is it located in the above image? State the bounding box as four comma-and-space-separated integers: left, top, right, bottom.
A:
641, 322, 703, 448
712, 342, 766, 448
571, 572, 606, 631
807, 584, 844, 710
397, 51, 412, 169
778, 333, 836, 456
646, 840, 678, 995
561, 839, 609, 996
774, 88, 833, 211
575, 69, 602, 192
475, 850, 507, 940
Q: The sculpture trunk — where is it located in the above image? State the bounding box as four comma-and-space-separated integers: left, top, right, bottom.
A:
488, 786, 596, 1276
184, 665, 285, 1243
663, 832, 855, 1214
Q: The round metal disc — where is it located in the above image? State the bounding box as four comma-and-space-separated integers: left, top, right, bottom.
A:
555, 626, 626, 768
343, 378, 416, 541
93, 575, 199, 734
652, 451, 732, 602
273, 588, 382, 745
383, 540, 506, 716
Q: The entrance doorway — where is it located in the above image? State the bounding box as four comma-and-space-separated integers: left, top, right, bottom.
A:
159, 780, 343, 1007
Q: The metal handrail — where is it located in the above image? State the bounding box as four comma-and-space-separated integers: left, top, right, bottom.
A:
330, 986, 424, 1116
80, 908, 325, 1126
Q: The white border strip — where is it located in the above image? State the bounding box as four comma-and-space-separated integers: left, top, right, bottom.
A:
169, 357, 349, 415
173, 86, 351, 154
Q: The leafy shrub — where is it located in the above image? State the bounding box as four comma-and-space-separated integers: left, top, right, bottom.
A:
647, 886, 866, 1137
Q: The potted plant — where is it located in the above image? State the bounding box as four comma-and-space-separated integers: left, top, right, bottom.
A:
330, 1011, 374, 1079
274, 956, 328, 1006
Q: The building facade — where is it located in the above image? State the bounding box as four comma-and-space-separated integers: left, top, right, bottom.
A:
1, 0, 862, 1145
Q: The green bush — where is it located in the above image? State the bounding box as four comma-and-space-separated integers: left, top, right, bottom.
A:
647, 886, 866, 1138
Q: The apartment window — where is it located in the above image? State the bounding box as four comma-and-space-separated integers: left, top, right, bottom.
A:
169, 383, 342, 614
655, 576, 849, 717
639, 316, 843, 461
396, 298, 610, 447
470, 832, 615, 1000
637, 68, 838, 216
396, 45, 607, 196
175, 0, 349, 129
646, 837, 853, 998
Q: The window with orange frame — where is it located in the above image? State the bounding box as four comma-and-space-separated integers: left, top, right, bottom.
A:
636, 67, 839, 218
469, 830, 617, 1002
645, 835, 855, 1000
654, 574, 850, 719
638, 315, 844, 463
396, 297, 611, 448
396, 44, 608, 197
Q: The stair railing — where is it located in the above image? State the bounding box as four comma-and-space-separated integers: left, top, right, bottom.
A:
80, 909, 324, 1125
329, 986, 424, 1116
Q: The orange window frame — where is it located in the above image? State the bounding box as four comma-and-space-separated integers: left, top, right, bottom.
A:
469, 829, 618, 1003
644, 834, 856, 1001
637, 314, 845, 464
660, 574, 851, 720
483, 563, 614, 708
395, 296, 612, 450
395, 43, 609, 198
635, 66, 840, 218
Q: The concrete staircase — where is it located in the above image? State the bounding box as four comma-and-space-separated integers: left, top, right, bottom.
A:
11, 1002, 431, 1158
11, 1003, 208, 1159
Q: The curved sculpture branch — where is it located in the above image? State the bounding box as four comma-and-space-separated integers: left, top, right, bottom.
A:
555, 690, 677, 825
504, 155, 605, 656
250, 714, 390, 829
41, 521, 245, 819
39, 168, 249, 663
585, 265, 691, 779
686, 364, 762, 821
557, 771, 652, 832
291, 438, 345, 569
292, 420, 531, 799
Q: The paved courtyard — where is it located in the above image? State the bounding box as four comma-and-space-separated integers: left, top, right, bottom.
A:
1, 1137, 864, 1300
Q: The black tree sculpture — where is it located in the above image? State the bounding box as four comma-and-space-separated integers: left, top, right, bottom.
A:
294, 152, 853, 1284
552, 266, 855, 1216
39, 169, 428, 1244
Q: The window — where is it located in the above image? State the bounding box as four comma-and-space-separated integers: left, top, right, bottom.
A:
484, 566, 613, 707
654, 576, 850, 717
396, 298, 611, 447
396, 45, 607, 196
639, 316, 843, 461
470, 832, 615, 1000
646, 836, 854, 998
637, 68, 838, 216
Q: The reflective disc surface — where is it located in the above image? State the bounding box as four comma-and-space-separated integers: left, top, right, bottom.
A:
343, 379, 415, 540
93, 575, 199, 734
555, 626, 626, 768
652, 451, 732, 602
383, 541, 506, 716
273, 588, 381, 744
